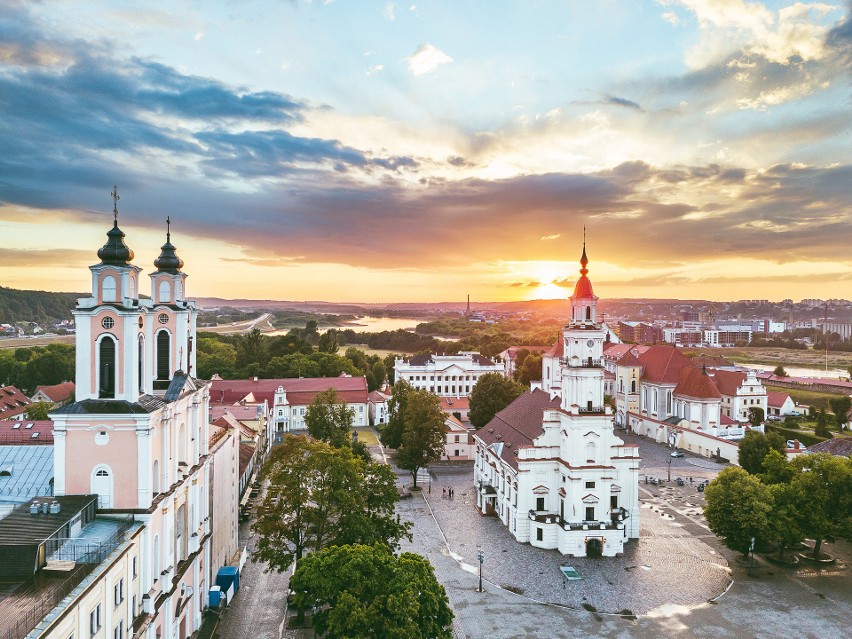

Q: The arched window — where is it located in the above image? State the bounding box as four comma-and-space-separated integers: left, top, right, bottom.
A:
175, 280, 183, 301
585, 441, 597, 463
138, 335, 145, 393
156, 331, 170, 381
152, 535, 160, 583
99, 336, 116, 398
127, 276, 136, 300
91, 466, 113, 508
631, 379, 636, 393
158, 280, 171, 303
152, 459, 160, 494
177, 422, 187, 463
586, 306, 592, 321
102, 275, 117, 302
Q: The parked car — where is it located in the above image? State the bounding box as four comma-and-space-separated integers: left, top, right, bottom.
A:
670, 451, 684, 458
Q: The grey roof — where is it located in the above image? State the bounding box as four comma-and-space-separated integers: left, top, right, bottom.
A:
0, 446, 53, 505
52, 395, 166, 415
0, 495, 97, 544
165, 371, 198, 401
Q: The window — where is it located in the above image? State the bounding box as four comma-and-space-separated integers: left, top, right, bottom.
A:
536, 497, 544, 511
90, 603, 102, 636
536, 528, 543, 541
113, 620, 123, 639
132, 556, 137, 579
101, 317, 115, 330
585, 506, 595, 521
156, 331, 170, 380
158, 280, 171, 303
102, 276, 116, 302
585, 481, 596, 489
158, 313, 169, 324
610, 495, 619, 510
114, 577, 124, 606
99, 336, 116, 398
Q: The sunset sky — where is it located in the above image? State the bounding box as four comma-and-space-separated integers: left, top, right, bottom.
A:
1, 0, 850, 303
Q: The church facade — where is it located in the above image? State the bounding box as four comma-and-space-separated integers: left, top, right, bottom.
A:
473, 246, 640, 557
50, 196, 218, 639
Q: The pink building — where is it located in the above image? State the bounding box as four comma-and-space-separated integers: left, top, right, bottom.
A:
47, 204, 226, 639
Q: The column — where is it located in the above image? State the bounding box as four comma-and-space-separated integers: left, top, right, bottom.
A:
137, 424, 151, 507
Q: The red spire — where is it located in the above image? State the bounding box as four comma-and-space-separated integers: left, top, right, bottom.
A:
572, 240, 594, 298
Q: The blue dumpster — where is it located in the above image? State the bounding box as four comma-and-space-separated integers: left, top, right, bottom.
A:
216, 566, 240, 593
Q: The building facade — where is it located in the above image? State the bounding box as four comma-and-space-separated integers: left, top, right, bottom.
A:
473, 247, 640, 558
394, 352, 502, 397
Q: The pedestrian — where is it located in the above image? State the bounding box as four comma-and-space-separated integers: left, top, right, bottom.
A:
689, 477, 693, 484
451, 487, 454, 500
443, 486, 447, 499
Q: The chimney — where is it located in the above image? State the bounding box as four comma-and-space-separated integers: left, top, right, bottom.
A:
794, 439, 800, 450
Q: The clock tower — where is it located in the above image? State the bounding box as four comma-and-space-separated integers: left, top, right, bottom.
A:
560, 242, 606, 411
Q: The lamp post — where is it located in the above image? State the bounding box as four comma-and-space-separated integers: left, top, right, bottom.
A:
667, 457, 672, 483
477, 550, 484, 592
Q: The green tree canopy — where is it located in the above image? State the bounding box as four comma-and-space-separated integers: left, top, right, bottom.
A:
704, 466, 774, 556
25, 401, 52, 421
773, 364, 788, 377
305, 388, 355, 449
318, 329, 340, 354
469, 373, 526, 429
747, 406, 765, 427
828, 396, 851, 432
737, 430, 786, 475
252, 436, 410, 573
380, 381, 446, 486
290, 544, 453, 639
790, 453, 852, 559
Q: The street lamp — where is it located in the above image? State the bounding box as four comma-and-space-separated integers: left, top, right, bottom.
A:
667, 457, 672, 483
477, 550, 484, 592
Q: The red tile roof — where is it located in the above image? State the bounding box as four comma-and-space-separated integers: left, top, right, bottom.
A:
0, 419, 54, 444
32, 382, 75, 404
807, 438, 852, 456
674, 367, 721, 399
239, 443, 257, 476
209, 377, 368, 407
439, 396, 470, 411
0, 386, 31, 420
475, 389, 561, 470
210, 404, 261, 422
766, 391, 791, 408
720, 413, 738, 425
710, 370, 748, 396
635, 345, 694, 384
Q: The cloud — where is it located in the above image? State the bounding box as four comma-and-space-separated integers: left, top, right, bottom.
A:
384, 2, 396, 21
406, 43, 452, 76
604, 96, 644, 111
541, 234, 561, 241
0, 248, 92, 267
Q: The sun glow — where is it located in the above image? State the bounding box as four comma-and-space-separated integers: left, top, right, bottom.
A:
530, 282, 568, 300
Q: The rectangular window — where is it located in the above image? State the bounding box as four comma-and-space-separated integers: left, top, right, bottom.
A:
585, 506, 595, 521
610, 495, 619, 510
536, 528, 543, 541
90, 604, 102, 636
132, 557, 137, 579
536, 497, 545, 511
115, 577, 124, 606
585, 481, 595, 489
113, 620, 123, 639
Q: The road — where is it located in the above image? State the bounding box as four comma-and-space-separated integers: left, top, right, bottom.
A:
200, 313, 273, 335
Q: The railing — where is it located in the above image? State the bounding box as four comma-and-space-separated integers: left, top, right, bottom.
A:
527, 510, 623, 531
560, 358, 602, 368
578, 406, 606, 414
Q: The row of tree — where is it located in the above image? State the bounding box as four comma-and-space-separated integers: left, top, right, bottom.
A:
253, 390, 453, 637
0, 344, 75, 395
0, 286, 80, 323
708, 432, 851, 561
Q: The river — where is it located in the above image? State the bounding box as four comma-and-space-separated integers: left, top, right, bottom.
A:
739, 362, 849, 380
266, 316, 422, 336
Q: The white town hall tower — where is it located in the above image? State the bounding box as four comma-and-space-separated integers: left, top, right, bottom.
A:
474, 244, 640, 557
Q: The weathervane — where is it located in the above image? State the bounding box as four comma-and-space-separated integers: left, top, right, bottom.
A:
111, 186, 120, 222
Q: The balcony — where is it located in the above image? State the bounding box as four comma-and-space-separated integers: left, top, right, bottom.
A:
528, 510, 624, 531
561, 358, 602, 368
578, 406, 606, 414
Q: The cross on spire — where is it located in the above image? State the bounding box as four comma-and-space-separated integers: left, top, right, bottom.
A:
166, 216, 171, 241
111, 186, 120, 222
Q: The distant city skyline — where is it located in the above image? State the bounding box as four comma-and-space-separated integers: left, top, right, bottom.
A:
1, 1, 850, 303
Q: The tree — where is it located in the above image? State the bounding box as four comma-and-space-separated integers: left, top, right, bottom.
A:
737, 430, 786, 475
760, 449, 795, 485
766, 482, 805, 561
236, 327, 268, 369
704, 466, 773, 557
773, 364, 788, 377
318, 329, 340, 354
305, 388, 355, 449
517, 353, 543, 386
380, 380, 413, 449
289, 544, 453, 639
468, 373, 525, 429
790, 453, 852, 559
370, 360, 387, 390
814, 408, 832, 438
395, 389, 447, 488
747, 406, 765, 427
828, 396, 851, 432
253, 436, 409, 575
25, 401, 52, 420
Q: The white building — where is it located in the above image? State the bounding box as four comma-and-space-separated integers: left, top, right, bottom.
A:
473, 246, 640, 558
394, 352, 502, 397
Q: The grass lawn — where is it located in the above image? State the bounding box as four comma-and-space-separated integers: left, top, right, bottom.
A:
353, 426, 380, 446
765, 384, 842, 411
